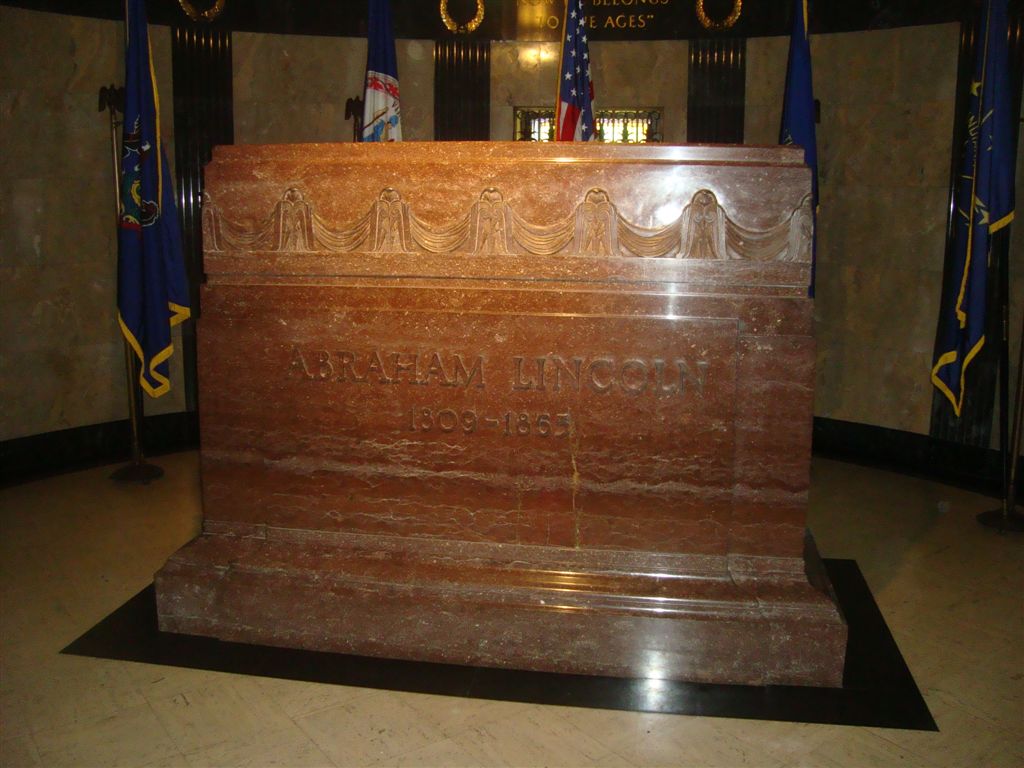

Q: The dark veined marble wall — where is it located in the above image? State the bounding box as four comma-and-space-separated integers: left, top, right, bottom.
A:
2, 8, 1013, 442
746, 24, 983, 435
233, 32, 434, 144
0, 6, 186, 441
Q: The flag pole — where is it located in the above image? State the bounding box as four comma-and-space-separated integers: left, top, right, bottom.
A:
99, 84, 164, 485
345, 96, 364, 142
1006, 315, 1024, 518
977, 307, 1024, 532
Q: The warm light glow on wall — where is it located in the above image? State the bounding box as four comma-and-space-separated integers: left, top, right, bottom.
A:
516, 43, 559, 69
516, 0, 562, 40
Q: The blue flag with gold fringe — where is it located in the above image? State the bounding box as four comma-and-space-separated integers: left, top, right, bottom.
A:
118, 0, 190, 397
931, 0, 1015, 417
779, 0, 818, 297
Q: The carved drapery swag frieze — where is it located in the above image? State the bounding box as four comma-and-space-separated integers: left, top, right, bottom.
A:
202, 187, 813, 262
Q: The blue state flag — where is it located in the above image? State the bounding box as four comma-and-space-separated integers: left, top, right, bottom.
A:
779, 0, 818, 297
118, 0, 190, 397
362, 0, 402, 141
931, 0, 1015, 417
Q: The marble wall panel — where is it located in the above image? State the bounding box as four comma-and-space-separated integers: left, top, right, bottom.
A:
233, 33, 433, 143
489, 41, 559, 141
746, 23, 960, 435
490, 40, 687, 142
590, 41, 687, 143
3, 14, 1013, 446
396, 39, 434, 141
743, 34, 787, 147
0, 7, 185, 442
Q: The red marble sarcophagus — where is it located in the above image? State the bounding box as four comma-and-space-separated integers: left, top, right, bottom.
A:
155, 142, 846, 686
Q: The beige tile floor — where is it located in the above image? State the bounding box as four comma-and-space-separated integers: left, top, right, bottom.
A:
0, 452, 1021, 767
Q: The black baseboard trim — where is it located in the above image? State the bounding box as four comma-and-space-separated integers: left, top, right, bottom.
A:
2, 413, 1016, 497
0, 411, 199, 488
812, 416, 1018, 497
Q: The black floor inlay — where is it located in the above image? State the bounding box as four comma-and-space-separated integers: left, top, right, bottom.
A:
62, 558, 936, 730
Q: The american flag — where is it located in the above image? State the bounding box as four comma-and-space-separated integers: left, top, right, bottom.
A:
555, 0, 596, 141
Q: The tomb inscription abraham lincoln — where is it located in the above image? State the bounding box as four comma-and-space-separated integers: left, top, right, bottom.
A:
155, 141, 847, 687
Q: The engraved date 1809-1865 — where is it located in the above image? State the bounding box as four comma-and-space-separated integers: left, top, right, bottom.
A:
408, 407, 572, 438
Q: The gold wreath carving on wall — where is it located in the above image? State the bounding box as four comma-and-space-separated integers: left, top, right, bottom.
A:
178, 0, 226, 23
440, 0, 485, 34
695, 0, 742, 31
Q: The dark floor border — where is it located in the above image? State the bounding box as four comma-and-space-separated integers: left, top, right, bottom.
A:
62, 559, 936, 731
812, 416, 1018, 497
0, 411, 198, 488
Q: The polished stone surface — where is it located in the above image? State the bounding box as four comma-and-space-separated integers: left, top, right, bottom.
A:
66, 559, 936, 730
0, 6, 186, 442
2, 452, 1021, 766
745, 24, 978, 436
156, 142, 845, 686
233, 34, 434, 143
6, 14, 1016, 449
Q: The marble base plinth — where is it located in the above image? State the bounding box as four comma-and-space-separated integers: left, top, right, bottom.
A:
156, 529, 846, 687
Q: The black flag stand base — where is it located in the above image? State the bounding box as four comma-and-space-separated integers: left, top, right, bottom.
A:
111, 462, 164, 484
976, 507, 1024, 532
110, 340, 164, 486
